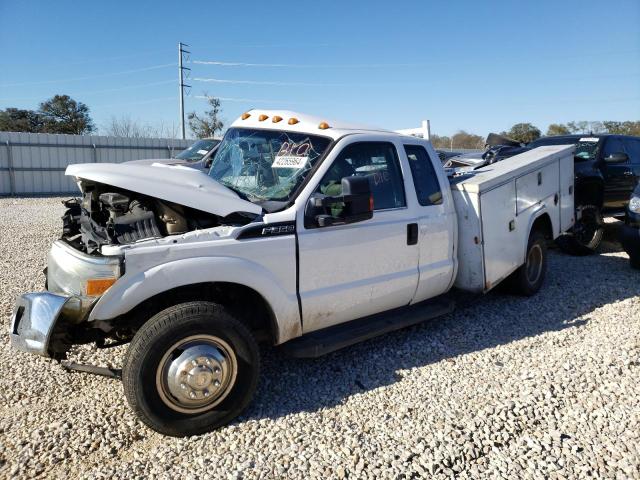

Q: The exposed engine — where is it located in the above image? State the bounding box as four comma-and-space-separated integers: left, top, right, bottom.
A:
62, 182, 235, 254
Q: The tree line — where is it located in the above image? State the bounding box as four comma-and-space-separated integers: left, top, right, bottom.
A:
1, 94, 638, 144
432, 120, 640, 150
0, 94, 225, 139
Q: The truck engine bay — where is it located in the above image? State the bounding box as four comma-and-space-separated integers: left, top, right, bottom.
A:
61, 181, 255, 254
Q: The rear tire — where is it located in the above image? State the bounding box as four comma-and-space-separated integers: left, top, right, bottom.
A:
123, 301, 259, 437
512, 230, 547, 296
556, 205, 604, 256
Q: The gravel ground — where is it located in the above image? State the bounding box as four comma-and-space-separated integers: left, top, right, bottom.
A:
0, 196, 639, 479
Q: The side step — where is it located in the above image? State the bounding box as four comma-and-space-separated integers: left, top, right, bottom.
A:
281, 298, 455, 358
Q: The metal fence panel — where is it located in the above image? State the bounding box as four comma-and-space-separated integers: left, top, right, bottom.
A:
0, 132, 192, 195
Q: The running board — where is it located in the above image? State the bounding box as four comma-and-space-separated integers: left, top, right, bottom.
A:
281, 298, 455, 358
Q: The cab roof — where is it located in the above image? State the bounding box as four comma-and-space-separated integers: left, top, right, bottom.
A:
229, 109, 401, 140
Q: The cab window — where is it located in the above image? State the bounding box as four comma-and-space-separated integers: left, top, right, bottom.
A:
404, 145, 443, 206
316, 142, 405, 211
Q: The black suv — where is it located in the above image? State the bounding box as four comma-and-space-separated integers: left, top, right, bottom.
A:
507, 134, 640, 254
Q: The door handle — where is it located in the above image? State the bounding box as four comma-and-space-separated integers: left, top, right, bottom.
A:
407, 223, 418, 245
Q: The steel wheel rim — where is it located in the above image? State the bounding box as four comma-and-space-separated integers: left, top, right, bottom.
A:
526, 244, 543, 285
156, 334, 238, 414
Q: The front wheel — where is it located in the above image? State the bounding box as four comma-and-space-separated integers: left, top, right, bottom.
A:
122, 301, 260, 437
556, 205, 604, 256
511, 230, 547, 296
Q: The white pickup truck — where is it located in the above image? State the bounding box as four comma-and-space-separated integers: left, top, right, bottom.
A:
10, 111, 575, 436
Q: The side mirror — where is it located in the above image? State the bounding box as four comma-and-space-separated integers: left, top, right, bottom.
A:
305, 176, 373, 228
604, 152, 628, 163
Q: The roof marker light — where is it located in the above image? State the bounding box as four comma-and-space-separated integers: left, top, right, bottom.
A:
272, 115, 283, 123
241, 112, 251, 120
318, 122, 331, 130
258, 114, 269, 121
288, 117, 299, 125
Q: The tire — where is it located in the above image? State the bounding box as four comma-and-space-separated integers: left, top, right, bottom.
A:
556, 205, 604, 256
511, 230, 547, 296
123, 301, 259, 437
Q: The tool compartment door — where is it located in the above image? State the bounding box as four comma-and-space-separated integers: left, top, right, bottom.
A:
480, 181, 522, 290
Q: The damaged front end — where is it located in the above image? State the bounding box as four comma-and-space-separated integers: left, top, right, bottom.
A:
62, 180, 227, 254
11, 173, 260, 359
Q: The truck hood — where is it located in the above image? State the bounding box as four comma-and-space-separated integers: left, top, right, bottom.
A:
66, 162, 263, 217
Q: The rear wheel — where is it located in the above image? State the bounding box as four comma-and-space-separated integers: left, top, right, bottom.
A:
511, 230, 547, 296
556, 205, 604, 256
123, 301, 259, 437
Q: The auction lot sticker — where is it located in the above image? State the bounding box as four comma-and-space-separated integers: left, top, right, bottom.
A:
273, 141, 310, 169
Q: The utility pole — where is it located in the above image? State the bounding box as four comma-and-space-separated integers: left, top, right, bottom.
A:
178, 42, 191, 139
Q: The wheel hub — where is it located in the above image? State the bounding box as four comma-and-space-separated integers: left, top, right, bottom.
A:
156, 335, 237, 414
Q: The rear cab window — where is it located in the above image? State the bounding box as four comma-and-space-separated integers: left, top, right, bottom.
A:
403, 145, 443, 206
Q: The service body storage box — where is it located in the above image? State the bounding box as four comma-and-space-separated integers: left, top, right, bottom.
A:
450, 145, 575, 293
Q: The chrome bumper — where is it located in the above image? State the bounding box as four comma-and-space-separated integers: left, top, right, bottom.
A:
10, 292, 94, 357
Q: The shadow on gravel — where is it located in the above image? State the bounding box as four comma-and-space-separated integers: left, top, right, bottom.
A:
239, 225, 638, 424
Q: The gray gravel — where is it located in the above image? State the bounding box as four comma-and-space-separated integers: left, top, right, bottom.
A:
0, 196, 639, 479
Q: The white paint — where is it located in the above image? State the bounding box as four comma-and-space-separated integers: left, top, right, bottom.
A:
66, 162, 262, 217
60, 112, 573, 345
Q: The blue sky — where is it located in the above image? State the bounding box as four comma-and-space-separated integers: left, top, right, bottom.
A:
1, 0, 639, 138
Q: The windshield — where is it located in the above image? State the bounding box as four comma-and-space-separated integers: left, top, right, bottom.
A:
175, 139, 219, 161
528, 137, 601, 160
208, 127, 331, 203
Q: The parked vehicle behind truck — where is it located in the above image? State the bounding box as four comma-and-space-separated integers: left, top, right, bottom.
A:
10, 111, 575, 436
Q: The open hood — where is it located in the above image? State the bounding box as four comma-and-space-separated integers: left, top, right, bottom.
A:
66, 162, 263, 217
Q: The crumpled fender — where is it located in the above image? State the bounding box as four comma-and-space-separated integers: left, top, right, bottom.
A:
88, 256, 301, 344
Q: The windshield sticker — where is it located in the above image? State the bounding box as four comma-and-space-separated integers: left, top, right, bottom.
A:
579, 137, 599, 142
272, 141, 311, 169
197, 149, 209, 155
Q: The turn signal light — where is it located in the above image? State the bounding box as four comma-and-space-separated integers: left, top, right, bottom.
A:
258, 114, 269, 121
85, 278, 116, 296
241, 112, 251, 120
288, 117, 299, 125
369, 195, 374, 211
318, 122, 330, 130
272, 115, 283, 123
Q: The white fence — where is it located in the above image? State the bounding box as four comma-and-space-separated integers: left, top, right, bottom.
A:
0, 132, 192, 195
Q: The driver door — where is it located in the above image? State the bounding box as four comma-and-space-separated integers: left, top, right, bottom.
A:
296, 140, 420, 333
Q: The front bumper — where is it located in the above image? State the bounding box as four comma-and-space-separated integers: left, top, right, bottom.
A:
11, 293, 72, 357
619, 224, 640, 261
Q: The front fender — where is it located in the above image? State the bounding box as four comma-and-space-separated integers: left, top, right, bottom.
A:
88, 256, 301, 344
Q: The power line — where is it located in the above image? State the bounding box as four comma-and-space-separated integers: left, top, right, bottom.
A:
192, 76, 398, 87
193, 95, 319, 106
0, 63, 176, 88
191, 60, 429, 68
0, 80, 175, 103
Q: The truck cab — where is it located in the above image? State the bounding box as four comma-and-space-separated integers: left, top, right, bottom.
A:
10, 110, 572, 437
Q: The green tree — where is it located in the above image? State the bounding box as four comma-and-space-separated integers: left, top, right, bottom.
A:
39, 95, 95, 134
450, 130, 484, 149
0, 108, 45, 132
603, 121, 640, 136
188, 96, 224, 138
507, 123, 541, 143
546, 123, 570, 136
430, 134, 452, 149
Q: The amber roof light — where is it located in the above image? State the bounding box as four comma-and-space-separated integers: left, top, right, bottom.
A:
288, 117, 299, 125
241, 112, 251, 120
318, 122, 331, 130
258, 114, 269, 121
272, 115, 283, 123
